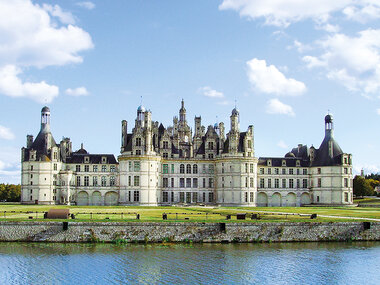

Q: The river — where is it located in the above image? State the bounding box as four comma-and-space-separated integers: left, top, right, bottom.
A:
0, 242, 379, 284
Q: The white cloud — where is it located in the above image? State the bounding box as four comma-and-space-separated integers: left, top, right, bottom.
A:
0, 0, 93, 103
353, 164, 380, 175
42, 4, 76, 25
0, 125, 15, 140
247, 58, 306, 96
0, 65, 58, 103
266, 99, 295, 116
291, 40, 312, 53
303, 29, 380, 95
219, 0, 380, 27
76, 2, 96, 10
343, 5, 380, 23
65, 86, 89, 96
376, 108, 380, 115
277, 140, 288, 149
199, 86, 224, 98
0, 147, 21, 183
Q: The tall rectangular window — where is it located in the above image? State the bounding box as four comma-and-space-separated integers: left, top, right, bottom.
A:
260, 168, 264, 174
133, 191, 140, 202
245, 177, 248, 187
76, 176, 81, 186
163, 164, 169, 174
282, 179, 286, 188
250, 177, 254, 188
134, 162, 140, 171
163, 141, 169, 149
208, 192, 214, 203
267, 179, 272, 188
303, 179, 307, 188
289, 179, 294, 188
186, 178, 191, 188
245, 192, 248, 202
135, 138, 141, 146
102, 165, 107, 172
245, 163, 248, 173
208, 141, 214, 150
93, 165, 98, 172
84, 176, 89, 186
163, 192, 168, 202
289, 169, 294, 175
54, 163, 57, 171
171, 164, 175, 173
209, 178, 214, 188
250, 164, 254, 173
268, 168, 271, 175
171, 178, 174, 188
128, 176, 131, 186
134, 176, 140, 186
101, 176, 107, 187
84, 165, 89, 172
110, 165, 116, 172
180, 192, 185, 203
163, 178, 168, 188
128, 161, 132, 171
250, 192, 254, 202
93, 176, 98, 186
180, 178, 185, 188
303, 169, 307, 175
275, 168, 279, 175
297, 179, 300, 188
110, 176, 115, 186
344, 178, 348, 187
76, 165, 81, 172
260, 178, 264, 188
209, 164, 214, 174
282, 168, 286, 175
275, 179, 279, 188
203, 178, 206, 188
318, 178, 321, 187
317, 168, 321, 174
193, 178, 198, 188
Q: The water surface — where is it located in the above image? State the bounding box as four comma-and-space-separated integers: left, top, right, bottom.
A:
0, 242, 379, 284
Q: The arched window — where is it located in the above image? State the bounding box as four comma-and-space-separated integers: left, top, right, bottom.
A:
193, 164, 198, 174
186, 164, 191, 174
180, 164, 185, 174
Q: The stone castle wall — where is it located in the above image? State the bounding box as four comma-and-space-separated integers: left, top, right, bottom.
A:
0, 221, 379, 243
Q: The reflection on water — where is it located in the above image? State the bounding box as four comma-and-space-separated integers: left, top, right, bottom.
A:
0, 242, 379, 284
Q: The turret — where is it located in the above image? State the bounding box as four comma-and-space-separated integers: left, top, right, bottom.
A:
194, 116, 202, 137
230, 107, 239, 132
325, 114, 333, 139
136, 105, 145, 128
179, 99, 186, 122
41, 106, 51, 133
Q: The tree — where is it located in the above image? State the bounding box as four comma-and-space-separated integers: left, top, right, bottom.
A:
0, 184, 21, 202
353, 176, 374, 197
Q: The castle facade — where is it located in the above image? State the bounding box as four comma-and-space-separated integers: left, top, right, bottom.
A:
21, 101, 353, 206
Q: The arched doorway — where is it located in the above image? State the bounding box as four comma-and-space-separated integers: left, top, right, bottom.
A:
77, 191, 89, 206
257, 192, 268, 207
105, 192, 118, 206
92, 191, 102, 206
286, 192, 297, 207
300, 193, 311, 205
271, 192, 282, 207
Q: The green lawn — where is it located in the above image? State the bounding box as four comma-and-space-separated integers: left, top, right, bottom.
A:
0, 204, 378, 222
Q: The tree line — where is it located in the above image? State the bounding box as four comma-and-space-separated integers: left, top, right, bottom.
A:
353, 175, 379, 197
0, 184, 21, 202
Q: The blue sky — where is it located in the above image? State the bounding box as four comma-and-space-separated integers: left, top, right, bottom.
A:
1, 0, 380, 183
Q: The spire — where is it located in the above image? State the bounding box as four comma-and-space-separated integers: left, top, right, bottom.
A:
325, 113, 334, 139
179, 99, 186, 122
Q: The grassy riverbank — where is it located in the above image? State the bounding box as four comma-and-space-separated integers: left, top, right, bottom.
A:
0, 204, 378, 223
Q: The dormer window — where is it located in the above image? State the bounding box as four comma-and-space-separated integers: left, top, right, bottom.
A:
296, 160, 300, 167
102, 157, 107, 164
135, 137, 142, 147
163, 141, 169, 149
282, 160, 286, 166
84, 156, 90, 163
267, 160, 272, 166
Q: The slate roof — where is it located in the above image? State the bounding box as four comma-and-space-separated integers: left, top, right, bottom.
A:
66, 153, 118, 164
